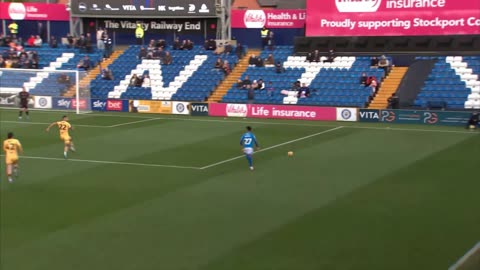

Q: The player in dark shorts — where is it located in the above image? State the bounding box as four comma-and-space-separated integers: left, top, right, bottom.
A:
18, 87, 30, 120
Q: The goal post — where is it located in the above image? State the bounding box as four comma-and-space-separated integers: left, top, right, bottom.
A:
0, 68, 91, 114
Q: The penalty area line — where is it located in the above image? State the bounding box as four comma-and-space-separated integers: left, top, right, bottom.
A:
0, 155, 201, 170
199, 126, 344, 170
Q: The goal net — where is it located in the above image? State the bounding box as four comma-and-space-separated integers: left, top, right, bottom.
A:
0, 68, 91, 114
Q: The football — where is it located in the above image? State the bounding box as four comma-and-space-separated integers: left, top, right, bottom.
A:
288, 151, 294, 157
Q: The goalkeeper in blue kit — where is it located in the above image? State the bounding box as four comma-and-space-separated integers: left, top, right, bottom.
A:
240, 126, 260, 171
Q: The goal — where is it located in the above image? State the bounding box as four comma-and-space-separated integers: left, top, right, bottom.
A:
0, 68, 91, 114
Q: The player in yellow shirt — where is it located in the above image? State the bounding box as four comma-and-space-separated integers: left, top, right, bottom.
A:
3, 132, 23, 183
46, 115, 76, 159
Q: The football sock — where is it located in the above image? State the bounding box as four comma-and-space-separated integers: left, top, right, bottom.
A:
13, 167, 18, 177
26, 111, 29, 115
19, 111, 22, 117
246, 155, 253, 167
64, 151, 67, 158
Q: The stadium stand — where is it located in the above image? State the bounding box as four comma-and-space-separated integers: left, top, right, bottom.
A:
415, 56, 480, 109
96, 45, 239, 101
1, 45, 102, 97
221, 46, 384, 107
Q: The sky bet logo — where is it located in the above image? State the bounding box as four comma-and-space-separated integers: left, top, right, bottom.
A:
92, 100, 106, 109
335, 0, 382, 12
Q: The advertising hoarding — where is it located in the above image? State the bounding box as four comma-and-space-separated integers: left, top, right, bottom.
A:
336, 108, 358, 121
190, 103, 209, 116
91, 99, 107, 111
70, 0, 216, 17
379, 109, 472, 126
359, 109, 381, 122
0, 2, 69, 21
231, 9, 306, 29
129, 100, 173, 114
34, 96, 52, 109
209, 103, 337, 121
83, 18, 217, 35
172, 102, 190, 115
306, 0, 480, 36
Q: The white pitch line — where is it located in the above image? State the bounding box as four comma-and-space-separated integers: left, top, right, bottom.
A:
200, 126, 344, 170
1, 155, 201, 170
0, 121, 107, 128
348, 125, 479, 134
108, 118, 159, 127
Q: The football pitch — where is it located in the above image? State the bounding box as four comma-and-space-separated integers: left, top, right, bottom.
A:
0, 108, 479, 270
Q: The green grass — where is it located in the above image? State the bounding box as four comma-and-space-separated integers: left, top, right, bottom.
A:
0, 109, 479, 270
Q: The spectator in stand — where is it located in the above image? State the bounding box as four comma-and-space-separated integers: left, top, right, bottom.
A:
251, 80, 259, 90
275, 61, 285, 73
0, 56, 5, 68
138, 47, 147, 59
297, 83, 311, 98
101, 68, 114, 80
214, 57, 223, 69
222, 60, 231, 75
206, 39, 217, 50
267, 31, 275, 50
378, 55, 391, 75
135, 75, 143, 87
324, 49, 336, 63
96, 28, 104, 50
248, 54, 257, 66
260, 26, 269, 48
256, 79, 265, 90
50, 36, 58, 48
237, 75, 251, 89
147, 39, 156, 51
103, 34, 113, 58
387, 92, 399, 109
265, 54, 275, 66
142, 74, 151, 87
291, 81, 301, 91
224, 42, 233, 55
184, 40, 194, 50
159, 39, 167, 48
360, 72, 368, 86
163, 51, 173, 65
371, 56, 379, 67
235, 43, 245, 59
29, 57, 39, 69
27, 35, 35, 47
309, 50, 320, 62
158, 47, 167, 59
247, 84, 255, 104
214, 43, 225, 55
76, 34, 86, 51
180, 40, 188, 50
255, 57, 264, 67
369, 78, 378, 93
33, 35, 42, 47
129, 74, 138, 86
266, 81, 275, 96
66, 33, 74, 48
76, 55, 91, 70
173, 37, 181, 50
